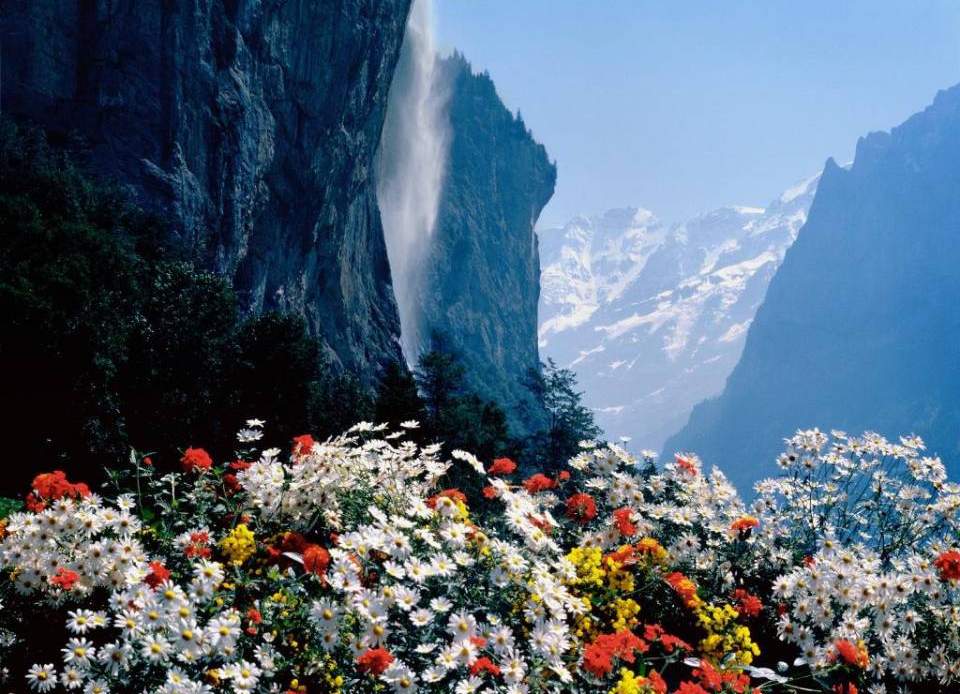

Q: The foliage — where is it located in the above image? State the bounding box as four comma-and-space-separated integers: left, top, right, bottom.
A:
525, 359, 603, 471
0, 121, 374, 495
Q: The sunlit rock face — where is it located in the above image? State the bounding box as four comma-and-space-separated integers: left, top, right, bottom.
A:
419, 53, 557, 435
666, 84, 960, 491
1, 0, 412, 380
539, 175, 819, 453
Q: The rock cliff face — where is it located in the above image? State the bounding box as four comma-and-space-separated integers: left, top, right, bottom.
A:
421, 53, 556, 432
0, 0, 411, 378
665, 85, 960, 490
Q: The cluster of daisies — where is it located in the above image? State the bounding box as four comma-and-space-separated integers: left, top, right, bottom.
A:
2, 420, 960, 693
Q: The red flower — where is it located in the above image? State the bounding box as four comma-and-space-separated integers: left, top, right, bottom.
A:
481, 485, 498, 499
647, 671, 668, 694
935, 549, 960, 581
184, 531, 212, 559
674, 454, 698, 476
144, 561, 171, 589
612, 507, 637, 537
357, 648, 394, 676
487, 457, 517, 476
832, 685, 858, 694
143, 456, 153, 467
522, 473, 556, 494
292, 434, 316, 456
30, 470, 90, 501
832, 639, 868, 669
246, 608, 263, 624
730, 515, 760, 536
676, 683, 709, 694
49, 567, 80, 590
565, 493, 597, 524
469, 656, 502, 678
732, 588, 763, 618
303, 545, 331, 577
180, 447, 213, 473
557, 470, 571, 482
581, 630, 648, 678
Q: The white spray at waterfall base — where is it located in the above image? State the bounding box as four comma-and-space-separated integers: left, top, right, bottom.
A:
377, 0, 451, 366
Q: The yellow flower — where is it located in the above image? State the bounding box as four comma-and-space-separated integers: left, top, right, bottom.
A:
220, 524, 256, 565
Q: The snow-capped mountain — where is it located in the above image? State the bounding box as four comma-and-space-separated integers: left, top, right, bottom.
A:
537, 173, 820, 450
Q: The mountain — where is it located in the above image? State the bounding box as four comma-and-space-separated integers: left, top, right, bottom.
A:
665, 85, 960, 491
0, 0, 411, 380
538, 174, 819, 451
419, 53, 556, 433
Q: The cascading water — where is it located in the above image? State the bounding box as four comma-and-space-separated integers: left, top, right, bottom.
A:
377, 0, 451, 366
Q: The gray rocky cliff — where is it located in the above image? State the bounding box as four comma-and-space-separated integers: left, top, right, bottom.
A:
423, 53, 556, 433
1, 0, 411, 379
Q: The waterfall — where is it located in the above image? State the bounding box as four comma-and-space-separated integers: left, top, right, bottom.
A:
377, 0, 451, 366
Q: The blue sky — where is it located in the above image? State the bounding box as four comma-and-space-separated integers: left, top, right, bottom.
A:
435, 1, 960, 227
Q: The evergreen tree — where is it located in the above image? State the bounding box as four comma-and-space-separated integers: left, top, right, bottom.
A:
374, 361, 426, 433
525, 358, 602, 470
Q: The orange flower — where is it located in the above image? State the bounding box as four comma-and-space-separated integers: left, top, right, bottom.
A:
730, 515, 759, 536
665, 571, 701, 608
832, 639, 869, 669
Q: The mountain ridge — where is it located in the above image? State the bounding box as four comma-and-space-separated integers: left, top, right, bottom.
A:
538, 173, 819, 451
664, 83, 960, 490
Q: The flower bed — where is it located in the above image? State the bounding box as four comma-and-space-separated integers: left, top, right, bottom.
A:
1, 422, 958, 693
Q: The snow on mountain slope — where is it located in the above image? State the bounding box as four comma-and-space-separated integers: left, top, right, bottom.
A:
537, 174, 820, 451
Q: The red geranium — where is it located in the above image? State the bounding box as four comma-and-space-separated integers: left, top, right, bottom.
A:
292, 434, 316, 456
470, 656, 501, 678
523, 473, 556, 494
30, 470, 90, 502
565, 493, 597, 524
183, 530, 212, 559
49, 567, 80, 591
144, 561, 171, 589
581, 629, 648, 678
935, 549, 960, 581
303, 545, 331, 577
487, 457, 517, 476
181, 447, 213, 473
612, 507, 637, 537
357, 648, 394, 676
832, 639, 869, 669
732, 588, 763, 618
